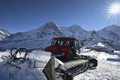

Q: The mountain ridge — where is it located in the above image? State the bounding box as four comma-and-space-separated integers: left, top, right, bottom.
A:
0, 22, 120, 50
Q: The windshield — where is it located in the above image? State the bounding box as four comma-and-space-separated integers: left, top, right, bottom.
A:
75, 40, 79, 49
51, 40, 73, 46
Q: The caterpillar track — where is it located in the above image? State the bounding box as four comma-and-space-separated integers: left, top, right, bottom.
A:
43, 56, 97, 80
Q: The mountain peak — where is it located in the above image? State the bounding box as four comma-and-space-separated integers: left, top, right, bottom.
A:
70, 24, 81, 28
0, 29, 10, 40
97, 24, 120, 42
0, 29, 10, 35
103, 25, 120, 31
68, 24, 87, 34
44, 21, 56, 27
70, 24, 86, 31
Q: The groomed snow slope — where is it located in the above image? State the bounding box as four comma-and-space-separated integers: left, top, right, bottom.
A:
74, 49, 120, 80
0, 49, 120, 80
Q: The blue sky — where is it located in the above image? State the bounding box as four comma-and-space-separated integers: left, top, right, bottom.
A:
0, 0, 120, 33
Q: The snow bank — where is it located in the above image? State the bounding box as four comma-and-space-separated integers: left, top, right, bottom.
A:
0, 50, 51, 80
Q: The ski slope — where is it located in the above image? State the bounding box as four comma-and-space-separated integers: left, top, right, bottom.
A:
0, 49, 120, 80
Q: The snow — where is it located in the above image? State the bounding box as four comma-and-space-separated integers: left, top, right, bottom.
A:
0, 50, 51, 80
97, 42, 105, 47
0, 29, 10, 40
74, 48, 120, 80
0, 49, 120, 80
74, 60, 120, 80
54, 58, 64, 68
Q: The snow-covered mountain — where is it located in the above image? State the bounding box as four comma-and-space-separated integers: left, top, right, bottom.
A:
0, 22, 88, 50
0, 22, 63, 50
0, 22, 120, 51
79, 25, 120, 50
0, 29, 10, 40
60, 24, 87, 39
98, 25, 120, 40
96, 25, 120, 50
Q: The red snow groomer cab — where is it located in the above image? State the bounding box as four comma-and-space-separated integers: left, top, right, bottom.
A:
44, 37, 80, 60
44, 37, 97, 66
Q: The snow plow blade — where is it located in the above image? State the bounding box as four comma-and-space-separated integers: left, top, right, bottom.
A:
43, 57, 90, 80
43, 57, 55, 80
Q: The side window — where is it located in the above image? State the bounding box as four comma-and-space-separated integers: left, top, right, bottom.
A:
63, 41, 67, 46
55, 41, 61, 46
69, 41, 74, 47
75, 40, 79, 48
66, 41, 70, 46
51, 40, 60, 46
51, 40, 55, 46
